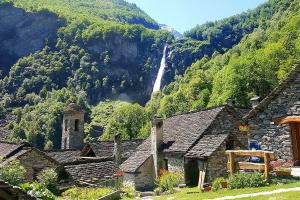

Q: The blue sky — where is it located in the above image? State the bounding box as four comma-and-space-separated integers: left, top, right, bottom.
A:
125, 0, 268, 33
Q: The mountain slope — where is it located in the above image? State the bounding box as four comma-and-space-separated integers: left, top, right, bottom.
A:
147, 0, 300, 117
163, 0, 294, 87
0, 0, 173, 106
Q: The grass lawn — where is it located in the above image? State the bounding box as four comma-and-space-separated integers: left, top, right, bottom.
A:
56, 187, 113, 200
153, 182, 300, 200
236, 191, 300, 200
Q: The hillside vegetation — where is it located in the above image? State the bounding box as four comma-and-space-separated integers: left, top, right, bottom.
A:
1, 0, 299, 149
148, 0, 300, 117
164, 0, 294, 85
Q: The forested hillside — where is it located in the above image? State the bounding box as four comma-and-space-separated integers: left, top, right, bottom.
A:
148, 0, 300, 117
0, 0, 172, 148
1, 0, 299, 149
0, 0, 172, 106
163, 0, 294, 86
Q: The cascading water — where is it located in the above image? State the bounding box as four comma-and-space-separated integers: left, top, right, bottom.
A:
152, 46, 168, 93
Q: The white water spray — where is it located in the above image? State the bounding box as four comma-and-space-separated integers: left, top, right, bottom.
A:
152, 46, 168, 93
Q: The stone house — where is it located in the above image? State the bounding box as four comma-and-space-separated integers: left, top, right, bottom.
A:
244, 63, 300, 163
0, 141, 59, 181
0, 180, 37, 200
121, 105, 248, 191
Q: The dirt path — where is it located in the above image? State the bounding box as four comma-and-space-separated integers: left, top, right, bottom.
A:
211, 187, 300, 200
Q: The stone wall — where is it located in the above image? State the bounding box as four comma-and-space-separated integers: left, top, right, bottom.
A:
166, 155, 185, 174
208, 108, 248, 148
206, 141, 228, 182
123, 156, 155, 191
62, 112, 85, 150
248, 74, 300, 161
19, 149, 58, 181
134, 156, 155, 191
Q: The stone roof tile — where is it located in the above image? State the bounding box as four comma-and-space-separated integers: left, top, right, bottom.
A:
46, 149, 82, 164
64, 160, 118, 185
185, 134, 229, 158
85, 139, 144, 159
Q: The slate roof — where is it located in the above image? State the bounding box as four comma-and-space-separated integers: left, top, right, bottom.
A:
0, 147, 59, 167
121, 106, 232, 173
245, 63, 300, 120
64, 160, 118, 185
0, 140, 28, 159
120, 139, 152, 173
64, 103, 84, 113
163, 106, 225, 153
45, 149, 82, 164
0, 180, 37, 200
185, 134, 229, 158
83, 139, 144, 159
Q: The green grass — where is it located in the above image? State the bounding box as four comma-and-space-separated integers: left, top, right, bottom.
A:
56, 187, 113, 200
152, 182, 300, 200
236, 191, 300, 200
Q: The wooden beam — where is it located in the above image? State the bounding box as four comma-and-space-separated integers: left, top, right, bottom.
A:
227, 162, 265, 171
273, 116, 300, 125
226, 150, 275, 160
264, 152, 270, 179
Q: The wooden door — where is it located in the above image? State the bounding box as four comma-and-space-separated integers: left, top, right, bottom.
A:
290, 123, 300, 162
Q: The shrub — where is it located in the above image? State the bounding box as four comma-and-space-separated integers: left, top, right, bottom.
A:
20, 181, 55, 200
61, 187, 113, 200
122, 185, 135, 198
37, 168, 58, 194
156, 171, 183, 192
212, 177, 226, 191
228, 172, 267, 189
0, 159, 26, 186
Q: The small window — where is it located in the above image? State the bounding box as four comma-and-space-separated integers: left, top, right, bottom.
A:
64, 120, 68, 131
64, 137, 67, 149
163, 159, 168, 171
75, 119, 79, 131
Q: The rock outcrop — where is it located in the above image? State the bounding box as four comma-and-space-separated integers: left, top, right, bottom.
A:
0, 3, 65, 75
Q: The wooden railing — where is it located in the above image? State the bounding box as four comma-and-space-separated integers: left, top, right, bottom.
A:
225, 150, 276, 179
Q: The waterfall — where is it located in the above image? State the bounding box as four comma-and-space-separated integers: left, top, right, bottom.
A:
152, 46, 168, 93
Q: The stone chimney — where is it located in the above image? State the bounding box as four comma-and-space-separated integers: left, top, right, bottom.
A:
114, 133, 122, 165
151, 118, 164, 177
250, 96, 260, 108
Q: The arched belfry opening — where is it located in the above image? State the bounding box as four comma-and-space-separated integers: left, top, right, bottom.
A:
61, 103, 85, 150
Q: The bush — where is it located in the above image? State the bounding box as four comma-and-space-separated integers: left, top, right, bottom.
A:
156, 171, 183, 192
212, 177, 226, 191
61, 187, 113, 200
228, 172, 267, 189
20, 181, 55, 200
0, 159, 26, 186
37, 169, 58, 194
122, 185, 135, 198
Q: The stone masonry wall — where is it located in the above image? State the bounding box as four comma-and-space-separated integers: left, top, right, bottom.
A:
166, 155, 185, 174
248, 73, 300, 161
19, 150, 58, 181
62, 112, 84, 150
134, 156, 155, 191
206, 141, 228, 182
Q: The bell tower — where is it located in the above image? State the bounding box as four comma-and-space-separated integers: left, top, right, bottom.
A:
62, 103, 84, 150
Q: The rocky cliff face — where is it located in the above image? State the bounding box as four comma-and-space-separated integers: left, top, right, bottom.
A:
0, 4, 65, 76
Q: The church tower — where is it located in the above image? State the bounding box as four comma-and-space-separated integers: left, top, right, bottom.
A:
61, 103, 84, 150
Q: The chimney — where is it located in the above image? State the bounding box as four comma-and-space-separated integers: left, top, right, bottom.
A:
250, 96, 260, 108
114, 133, 122, 165
151, 118, 164, 177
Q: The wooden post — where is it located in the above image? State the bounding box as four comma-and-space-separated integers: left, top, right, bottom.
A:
229, 152, 235, 176
264, 152, 270, 179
